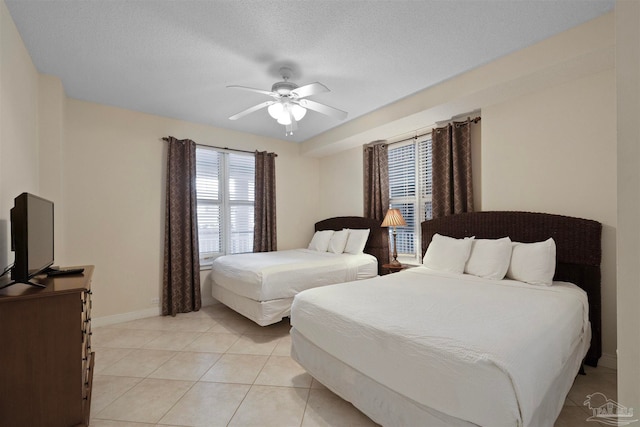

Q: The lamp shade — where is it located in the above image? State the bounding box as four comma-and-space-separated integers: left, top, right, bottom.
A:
381, 208, 407, 227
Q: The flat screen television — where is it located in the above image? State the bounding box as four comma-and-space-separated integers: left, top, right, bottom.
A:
8, 193, 54, 287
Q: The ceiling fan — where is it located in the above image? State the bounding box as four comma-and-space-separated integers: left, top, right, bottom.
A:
228, 67, 348, 136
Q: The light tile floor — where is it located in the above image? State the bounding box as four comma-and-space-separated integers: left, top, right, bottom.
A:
90, 304, 616, 427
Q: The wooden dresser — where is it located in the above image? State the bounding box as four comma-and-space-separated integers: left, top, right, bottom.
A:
0, 265, 94, 427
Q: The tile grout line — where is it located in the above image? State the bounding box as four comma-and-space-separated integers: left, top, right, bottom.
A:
90, 372, 143, 422
150, 320, 239, 424
93, 312, 433, 426
299, 386, 313, 427
224, 331, 271, 427
91, 317, 218, 424
224, 384, 253, 427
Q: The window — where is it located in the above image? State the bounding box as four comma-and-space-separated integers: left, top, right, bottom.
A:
195, 146, 255, 267
387, 135, 432, 262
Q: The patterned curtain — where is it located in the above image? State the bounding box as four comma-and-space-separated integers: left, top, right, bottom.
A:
363, 142, 389, 220
363, 142, 390, 261
161, 137, 201, 316
431, 120, 474, 218
254, 151, 277, 252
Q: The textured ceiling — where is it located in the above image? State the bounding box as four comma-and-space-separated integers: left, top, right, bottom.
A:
6, 0, 613, 143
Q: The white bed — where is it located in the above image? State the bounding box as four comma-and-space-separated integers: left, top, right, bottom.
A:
291, 267, 590, 427
210, 249, 377, 325
209, 216, 389, 326
290, 211, 602, 427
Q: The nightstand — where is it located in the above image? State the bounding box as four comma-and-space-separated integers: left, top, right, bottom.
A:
382, 263, 408, 275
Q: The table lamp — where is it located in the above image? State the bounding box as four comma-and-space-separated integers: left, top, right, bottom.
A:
381, 208, 407, 266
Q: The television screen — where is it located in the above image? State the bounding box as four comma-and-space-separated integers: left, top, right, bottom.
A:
10, 193, 54, 283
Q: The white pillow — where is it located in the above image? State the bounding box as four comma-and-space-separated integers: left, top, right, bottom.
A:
343, 229, 370, 254
307, 230, 334, 252
423, 234, 474, 274
506, 238, 556, 286
328, 229, 350, 254
464, 237, 513, 280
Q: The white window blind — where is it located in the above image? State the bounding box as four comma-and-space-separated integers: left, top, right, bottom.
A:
196, 147, 255, 267
388, 136, 432, 262
418, 138, 433, 222
388, 142, 416, 256
227, 153, 255, 255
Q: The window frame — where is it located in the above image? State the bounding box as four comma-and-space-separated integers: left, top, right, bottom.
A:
387, 134, 432, 264
195, 146, 255, 269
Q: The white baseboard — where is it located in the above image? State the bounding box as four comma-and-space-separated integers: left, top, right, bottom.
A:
202, 296, 217, 307
598, 352, 617, 370
92, 306, 161, 328
92, 299, 218, 328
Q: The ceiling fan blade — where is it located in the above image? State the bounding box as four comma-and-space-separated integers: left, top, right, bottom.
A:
227, 85, 277, 98
291, 82, 329, 99
297, 99, 348, 120
229, 101, 275, 121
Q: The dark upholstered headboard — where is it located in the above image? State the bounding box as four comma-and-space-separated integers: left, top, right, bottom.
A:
315, 216, 389, 275
421, 211, 602, 367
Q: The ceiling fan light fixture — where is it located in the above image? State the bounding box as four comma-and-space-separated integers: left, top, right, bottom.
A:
277, 105, 292, 125
277, 115, 292, 125
267, 102, 284, 119
291, 104, 306, 121
270, 101, 305, 125
228, 69, 347, 137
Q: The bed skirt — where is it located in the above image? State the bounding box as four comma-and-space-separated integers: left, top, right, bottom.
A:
211, 281, 292, 326
291, 327, 589, 427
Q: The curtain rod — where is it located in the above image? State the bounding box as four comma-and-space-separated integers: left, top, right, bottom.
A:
386, 115, 481, 146
365, 139, 388, 148
196, 143, 277, 157
162, 137, 277, 157
435, 116, 481, 127
390, 130, 433, 146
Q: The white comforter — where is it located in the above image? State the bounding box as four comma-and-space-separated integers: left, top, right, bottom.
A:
210, 249, 377, 301
291, 267, 590, 427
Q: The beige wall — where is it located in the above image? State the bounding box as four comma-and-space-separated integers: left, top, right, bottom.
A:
0, 1, 40, 268
317, 17, 617, 366
319, 145, 363, 219
38, 74, 67, 262
62, 100, 319, 318
481, 69, 617, 364
615, 0, 640, 411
